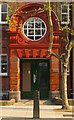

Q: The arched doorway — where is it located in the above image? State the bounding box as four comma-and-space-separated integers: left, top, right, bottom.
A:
9, 3, 61, 101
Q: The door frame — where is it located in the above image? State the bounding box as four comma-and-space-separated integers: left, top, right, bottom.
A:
20, 58, 50, 99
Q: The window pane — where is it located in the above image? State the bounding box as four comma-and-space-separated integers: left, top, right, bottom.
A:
35, 30, 41, 35
28, 29, 34, 35
35, 36, 41, 40
62, 5, 68, 13
35, 18, 41, 22
42, 29, 45, 35
1, 13, 7, 21
1, 56, 7, 63
39, 63, 47, 67
35, 23, 41, 28
24, 23, 27, 28
39, 62, 48, 86
1, 4, 7, 12
24, 30, 27, 36
62, 14, 68, 22
28, 36, 34, 40
28, 23, 34, 28
1, 65, 7, 73
42, 22, 45, 28
28, 18, 34, 22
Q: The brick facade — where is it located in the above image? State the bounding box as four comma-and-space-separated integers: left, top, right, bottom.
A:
0, 2, 73, 100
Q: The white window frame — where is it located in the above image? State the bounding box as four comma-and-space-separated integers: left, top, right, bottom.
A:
23, 17, 47, 41
0, 3, 8, 24
61, 4, 69, 24
0, 54, 8, 76
61, 61, 70, 76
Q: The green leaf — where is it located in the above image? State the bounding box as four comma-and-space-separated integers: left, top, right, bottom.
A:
38, 7, 42, 11
13, 17, 15, 19
55, 19, 57, 21
34, 9, 37, 11
25, 12, 27, 14
8, 5, 11, 8
9, 10, 12, 13
11, 23, 13, 26
1, 3, 3, 5
19, 24, 22, 26
70, 42, 72, 45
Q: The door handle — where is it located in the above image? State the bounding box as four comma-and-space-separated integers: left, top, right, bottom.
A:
33, 74, 36, 83
28, 70, 30, 74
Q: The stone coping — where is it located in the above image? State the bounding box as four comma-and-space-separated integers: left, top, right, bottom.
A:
0, 98, 74, 106
0, 99, 15, 106
52, 98, 74, 106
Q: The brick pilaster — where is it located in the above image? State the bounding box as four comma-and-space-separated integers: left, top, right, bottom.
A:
50, 53, 59, 91
10, 57, 20, 91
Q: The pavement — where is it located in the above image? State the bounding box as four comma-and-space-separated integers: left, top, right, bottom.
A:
0, 99, 74, 120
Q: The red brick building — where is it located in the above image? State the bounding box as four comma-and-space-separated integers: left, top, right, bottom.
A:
0, 2, 74, 101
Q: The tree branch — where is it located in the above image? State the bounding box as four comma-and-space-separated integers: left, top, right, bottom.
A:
64, 41, 72, 61
47, 2, 53, 51
65, 31, 69, 50
48, 50, 62, 60
67, 41, 72, 51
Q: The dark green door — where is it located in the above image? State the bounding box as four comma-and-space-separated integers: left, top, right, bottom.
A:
38, 62, 49, 99
20, 59, 49, 99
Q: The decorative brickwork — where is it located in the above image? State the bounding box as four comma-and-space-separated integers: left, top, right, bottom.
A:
10, 57, 20, 91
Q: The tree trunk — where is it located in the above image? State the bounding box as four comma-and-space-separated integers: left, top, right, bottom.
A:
62, 62, 70, 109
47, 0, 72, 110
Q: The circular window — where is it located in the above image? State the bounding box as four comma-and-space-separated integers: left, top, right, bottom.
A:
23, 17, 47, 41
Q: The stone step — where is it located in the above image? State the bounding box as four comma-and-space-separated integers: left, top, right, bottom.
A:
0, 99, 15, 106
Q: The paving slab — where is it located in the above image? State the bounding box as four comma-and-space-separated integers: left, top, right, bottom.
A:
0, 100, 73, 120
1, 118, 73, 120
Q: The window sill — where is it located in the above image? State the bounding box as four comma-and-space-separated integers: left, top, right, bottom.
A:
0, 23, 8, 25
0, 73, 8, 77
0, 75, 9, 77
60, 23, 69, 25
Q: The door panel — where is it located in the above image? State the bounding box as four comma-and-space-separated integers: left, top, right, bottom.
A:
31, 60, 49, 99
38, 62, 48, 90
22, 62, 31, 91
38, 62, 49, 99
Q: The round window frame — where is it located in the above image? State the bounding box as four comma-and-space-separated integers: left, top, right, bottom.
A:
22, 17, 47, 41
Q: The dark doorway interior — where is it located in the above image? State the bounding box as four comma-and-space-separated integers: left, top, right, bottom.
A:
20, 59, 50, 99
